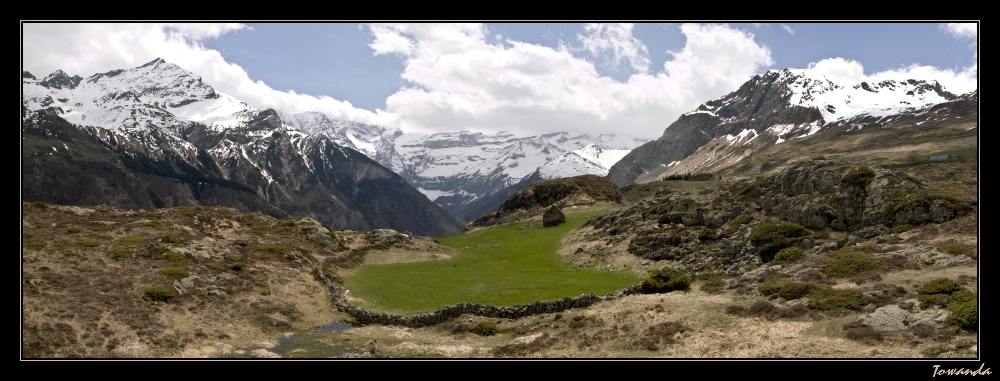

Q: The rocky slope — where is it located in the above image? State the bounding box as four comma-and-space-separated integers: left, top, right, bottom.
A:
467, 174, 623, 229
608, 68, 977, 186
20, 201, 446, 358
21, 59, 463, 236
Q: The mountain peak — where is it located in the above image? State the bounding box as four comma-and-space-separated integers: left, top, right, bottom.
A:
40, 70, 82, 90
139, 57, 166, 68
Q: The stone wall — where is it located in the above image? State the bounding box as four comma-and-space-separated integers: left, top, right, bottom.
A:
314, 244, 642, 328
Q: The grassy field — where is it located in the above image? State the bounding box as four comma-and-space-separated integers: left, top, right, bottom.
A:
341, 211, 640, 315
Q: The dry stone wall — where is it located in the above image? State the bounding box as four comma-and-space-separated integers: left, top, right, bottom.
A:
314, 243, 642, 327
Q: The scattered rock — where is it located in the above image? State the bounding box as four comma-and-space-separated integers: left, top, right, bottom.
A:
268, 312, 290, 326
542, 205, 566, 227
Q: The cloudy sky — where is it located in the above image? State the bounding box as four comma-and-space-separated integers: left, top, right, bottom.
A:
21, 23, 978, 139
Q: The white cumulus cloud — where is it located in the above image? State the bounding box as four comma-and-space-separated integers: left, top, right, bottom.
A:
368, 23, 773, 138
577, 23, 651, 73
943, 23, 977, 39
22, 23, 387, 126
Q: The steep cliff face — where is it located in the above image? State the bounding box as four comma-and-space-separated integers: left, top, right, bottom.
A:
22, 59, 463, 236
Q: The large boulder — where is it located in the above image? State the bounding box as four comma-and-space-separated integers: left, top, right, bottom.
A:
542, 205, 566, 227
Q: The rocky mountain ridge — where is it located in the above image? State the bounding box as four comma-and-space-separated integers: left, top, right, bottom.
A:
22, 58, 463, 236
278, 111, 645, 221
608, 67, 977, 186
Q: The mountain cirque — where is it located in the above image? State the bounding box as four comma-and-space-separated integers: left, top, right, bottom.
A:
22, 59, 462, 236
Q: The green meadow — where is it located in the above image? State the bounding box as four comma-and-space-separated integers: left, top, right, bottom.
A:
341, 211, 639, 315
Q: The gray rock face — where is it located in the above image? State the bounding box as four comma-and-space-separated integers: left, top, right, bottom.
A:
862, 302, 951, 332
542, 205, 566, 227
862, 305, 909, 331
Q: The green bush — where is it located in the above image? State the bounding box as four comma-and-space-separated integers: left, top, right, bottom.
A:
162, 251, 187, 263
750, 223, 811, 262
469, 321, 499, 336
758, 280, 814, 300
196, 214, 209, 222
144, 287, 178, 302
66, 227, 81, 234
107, 249, 131, 259
253, 244, 288, 256
23, 242, 45, 250
886, 224, 912, 234
640, 268, 691, 293
207, 264, 228, 272
808, 287, 865, 311
772, 247, 805, 265
161, 267, 190, 280
824, 251, 883, 277
840, 166, 876, 188
917, 278, 964, 295
947, 290, 977, 330
758, 280, 787, 296
698, 228, 717, 241
161, 235, 180, 244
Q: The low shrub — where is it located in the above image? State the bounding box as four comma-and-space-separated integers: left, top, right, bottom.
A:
252, 244, 289, 256
23, 242, 45, 250
916, 278, 964, 295
107, 249, 131, 259
74, 240, 100, 248
640, 268, 691, 293
842, 320, 884, 343
162, 251, 187, 263
31, 201, 48, 209
469, 321, 499, 336
809, 287, 865, 311
700, 279, 725, 293
934, 242, 977, 259
161, 235, 180, 244
143, 287, 178, 302
947, 290, 977, 330
840, 166, 876, 189
824, 251, 883, 277
233, 240, 249, 247
66, 227, 81, 234
698, 228, 717, 241
161, 267, 190, 280
207, 264, 228, 272
772, 247, 805, 265
758, 280, 814, 300
886, 224, 912, 234
758, 280, 787, 297
196, 214, 209, 222
750, 222, 811, 262
918, 294, 952, 308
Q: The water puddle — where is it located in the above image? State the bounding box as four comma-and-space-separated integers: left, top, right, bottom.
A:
223, 322, 362, 358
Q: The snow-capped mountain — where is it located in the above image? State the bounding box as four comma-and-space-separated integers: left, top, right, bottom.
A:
22, 59, 463, 236
278, 112, 646, 221
608, 67, 977, 186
